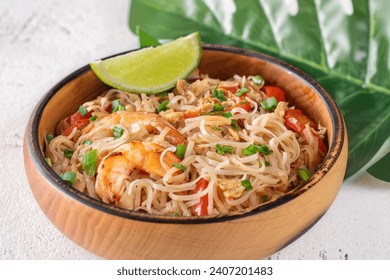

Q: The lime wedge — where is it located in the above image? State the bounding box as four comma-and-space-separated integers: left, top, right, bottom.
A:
90, 32, 202, 94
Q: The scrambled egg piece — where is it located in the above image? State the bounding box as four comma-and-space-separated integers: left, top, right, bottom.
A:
217, 180, 245, 198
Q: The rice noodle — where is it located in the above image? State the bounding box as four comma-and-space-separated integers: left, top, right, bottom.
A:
44, 74, 326, 217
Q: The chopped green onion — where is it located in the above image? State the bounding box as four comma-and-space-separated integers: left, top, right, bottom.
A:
241, 179, 253, 191
222, 112, 232, 118
82, 149, 98, 177
213, 103, 224, 112
175, 144, 187, 159
64, 149, 74, 159
156, 91, 168, 97
46, 134, 54, 143
265, 161, 270, 166
260, 96, 278, 111
45, 157, 52, 167
89, 115, 98, 122
261, 195, 268, 203
235, 87, 248, 97
79, 105, 88, 117
252, 75, 264, 86
212, 125, 221, 131
61, 171, 77, 185
298, 167, 311, 182
172, 163, 187, 172
243, 144, 273, 156
212, 84, 226, 101
112, 100, 125, 112
242, 144, 259, 156
256, 144, 273, 155
83, 140, 92, 145
157, 100, 169, 113
216, 144, 234, 155
231, 119, 241, 130
112, 126, 124, 139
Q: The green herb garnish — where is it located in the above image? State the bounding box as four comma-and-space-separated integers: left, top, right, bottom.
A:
61, 171, 77, 185
112, 126, 124, 139
212, 84, 226, 101
222, 112, 232, 118
89, 115, 98, 122
157, 100, 169, 113
175, 144, 187, 159
260, 96, 278, 111
261, 195, 268, 203
235, 87, 248, 97
45, 157, 52, 167
156, 91, 168, 97
46, 134, 54, 143
79, 105, 88, 117
231, 119, 241, 130
82, 149, 98, 176
216, 144, 234, 155
241, 179, 253, 191
213, 103, 224, 112
242, 144, 273, 156
265, 161, 270, 166
298, 167, 311, 182
112, 100, 125, 112
172, 163, 187, 172
64, 149, 74, 159
252, 75, 264, 86
82, 140, 92, 145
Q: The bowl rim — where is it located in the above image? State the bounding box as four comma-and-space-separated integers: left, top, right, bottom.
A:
25, 44, 345, 224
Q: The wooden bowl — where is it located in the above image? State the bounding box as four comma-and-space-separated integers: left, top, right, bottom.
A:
23, 45, 348, 259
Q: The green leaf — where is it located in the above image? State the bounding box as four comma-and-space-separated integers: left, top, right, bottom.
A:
136, 25, 161, 48
366, 152, 390, 183
129, 0, 390, 178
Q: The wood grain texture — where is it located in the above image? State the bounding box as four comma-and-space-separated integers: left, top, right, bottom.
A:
24, 47, 348, 259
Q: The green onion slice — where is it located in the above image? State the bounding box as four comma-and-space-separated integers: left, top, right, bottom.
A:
79, 105, 88, 117
64, 149, 74, 159
235, 87, 248, 97
222, 112, 232, 118
112, 100, 125, 112
213, 104, 224, 112
157, 100, 169, 113
172, 163, 187, 172
242, 144, 272, 156
175, 144, 187, 159
252, 75, 264, 86
212, 84, 226, 101
231, 119, 241, 130
260, 96, 278, 111
46, 134, 54, 143
61, 171, 77, 185
89, 115, 98, 122
112, 126, 124, 139
45, 157, 52, 167
298, 167, 311, 182
261, 195, 268, 203
82, 140, 92, 145
216, 144, 234, 155
212, 125, 221, 131
241, 179, 253, 191
82, 149, 98, 176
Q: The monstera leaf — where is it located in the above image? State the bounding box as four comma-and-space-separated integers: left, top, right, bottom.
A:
129, 0, 390, 179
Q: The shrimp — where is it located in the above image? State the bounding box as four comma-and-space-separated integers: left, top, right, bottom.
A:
81, 111, 186, 146
95, 141, 181, 204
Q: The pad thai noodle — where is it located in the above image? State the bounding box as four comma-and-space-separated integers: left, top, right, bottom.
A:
44, 71, 327, 216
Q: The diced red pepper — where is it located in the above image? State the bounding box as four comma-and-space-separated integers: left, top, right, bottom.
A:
232, 101, 252, 114
263, 86, 286, 102
193, 178, 209, 216
66, 110, 92, 125
284, 109, 315, 135
62, 119, 90, 136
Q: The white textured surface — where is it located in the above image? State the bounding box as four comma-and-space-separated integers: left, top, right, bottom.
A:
1, 0, 389, 260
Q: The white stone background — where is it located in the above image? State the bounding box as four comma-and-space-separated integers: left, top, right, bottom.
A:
1, 0, 389, 260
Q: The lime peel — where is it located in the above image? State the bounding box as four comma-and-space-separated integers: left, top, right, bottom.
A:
90, 32, 202, 94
